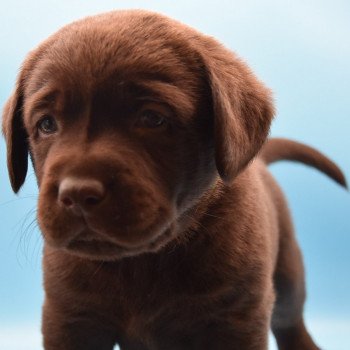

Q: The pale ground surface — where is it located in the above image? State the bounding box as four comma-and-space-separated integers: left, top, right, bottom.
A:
1, 318, 349, 350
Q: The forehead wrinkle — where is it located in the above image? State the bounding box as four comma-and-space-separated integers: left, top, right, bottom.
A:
24, 54, 91, 104
134, 80, 196, 119
23, 86, 59, 119
24, 84, 86, 124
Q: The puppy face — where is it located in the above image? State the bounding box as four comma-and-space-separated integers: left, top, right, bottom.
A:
2, 10, 274, 260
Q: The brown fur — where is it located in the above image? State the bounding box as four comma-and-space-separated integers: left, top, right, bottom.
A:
2, 10, 346, 350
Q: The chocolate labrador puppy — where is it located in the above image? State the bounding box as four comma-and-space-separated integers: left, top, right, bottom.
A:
2, 10, 346, 350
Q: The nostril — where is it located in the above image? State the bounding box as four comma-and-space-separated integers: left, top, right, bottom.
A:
58, 177, 106, 213
84, 196, 101, 206
62, 196, 74, 207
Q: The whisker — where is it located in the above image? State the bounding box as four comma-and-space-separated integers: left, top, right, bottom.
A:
10, 206, 41, 266
31, 233, 44, 269
0, 194, 38, 207
183, 211, 209, 228
200, 212, 225, 220
89, 261, 106, 282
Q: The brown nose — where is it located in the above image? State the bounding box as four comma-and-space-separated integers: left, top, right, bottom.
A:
58, 177, 106, 215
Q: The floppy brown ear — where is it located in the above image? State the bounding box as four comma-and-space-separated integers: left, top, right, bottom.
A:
2, 87, 29, 193
200, 41, 275, 183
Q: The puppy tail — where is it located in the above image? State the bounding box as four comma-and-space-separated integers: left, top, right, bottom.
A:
260, 137, 347, 189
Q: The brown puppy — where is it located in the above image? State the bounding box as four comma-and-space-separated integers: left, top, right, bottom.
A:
2, 10, 346, 350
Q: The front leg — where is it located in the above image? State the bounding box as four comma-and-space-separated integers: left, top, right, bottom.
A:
150, 300, 272, 350
195, 288, 274, 350
42, 300, 118, 350
150, 318, 270, 350
197, 318, 270, 350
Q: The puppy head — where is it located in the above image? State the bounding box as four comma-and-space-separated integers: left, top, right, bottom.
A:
2, 10, 274, 260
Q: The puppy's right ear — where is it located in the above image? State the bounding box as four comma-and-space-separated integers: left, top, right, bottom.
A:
2, 85, 29, 193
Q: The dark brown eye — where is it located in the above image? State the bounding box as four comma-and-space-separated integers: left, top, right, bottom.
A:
37, 115, 58, 134
138, 110, 166, 128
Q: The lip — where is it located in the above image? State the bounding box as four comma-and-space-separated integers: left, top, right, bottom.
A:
67, 238, 124, 256
65, 224, 175, 259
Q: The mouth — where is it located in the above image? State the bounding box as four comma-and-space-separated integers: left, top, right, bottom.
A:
65, 224, 175, 260
67, 238, 124, 256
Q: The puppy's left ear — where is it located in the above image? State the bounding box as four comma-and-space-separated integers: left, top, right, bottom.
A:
199, 40, 275, 183
2, 86, 29, 193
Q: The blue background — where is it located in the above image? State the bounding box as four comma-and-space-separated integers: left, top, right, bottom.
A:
0, 1, 349, 349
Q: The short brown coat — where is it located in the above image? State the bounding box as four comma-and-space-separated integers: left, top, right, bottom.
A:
4, 10, 344, 350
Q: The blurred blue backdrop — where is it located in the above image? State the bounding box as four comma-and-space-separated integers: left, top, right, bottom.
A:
0, 1, 349, 349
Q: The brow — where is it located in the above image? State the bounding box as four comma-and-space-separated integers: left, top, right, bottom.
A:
24, 79, 196, 123
24, 86, 59, 118
132, 80, 196, 120
24, 84, 85, 119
